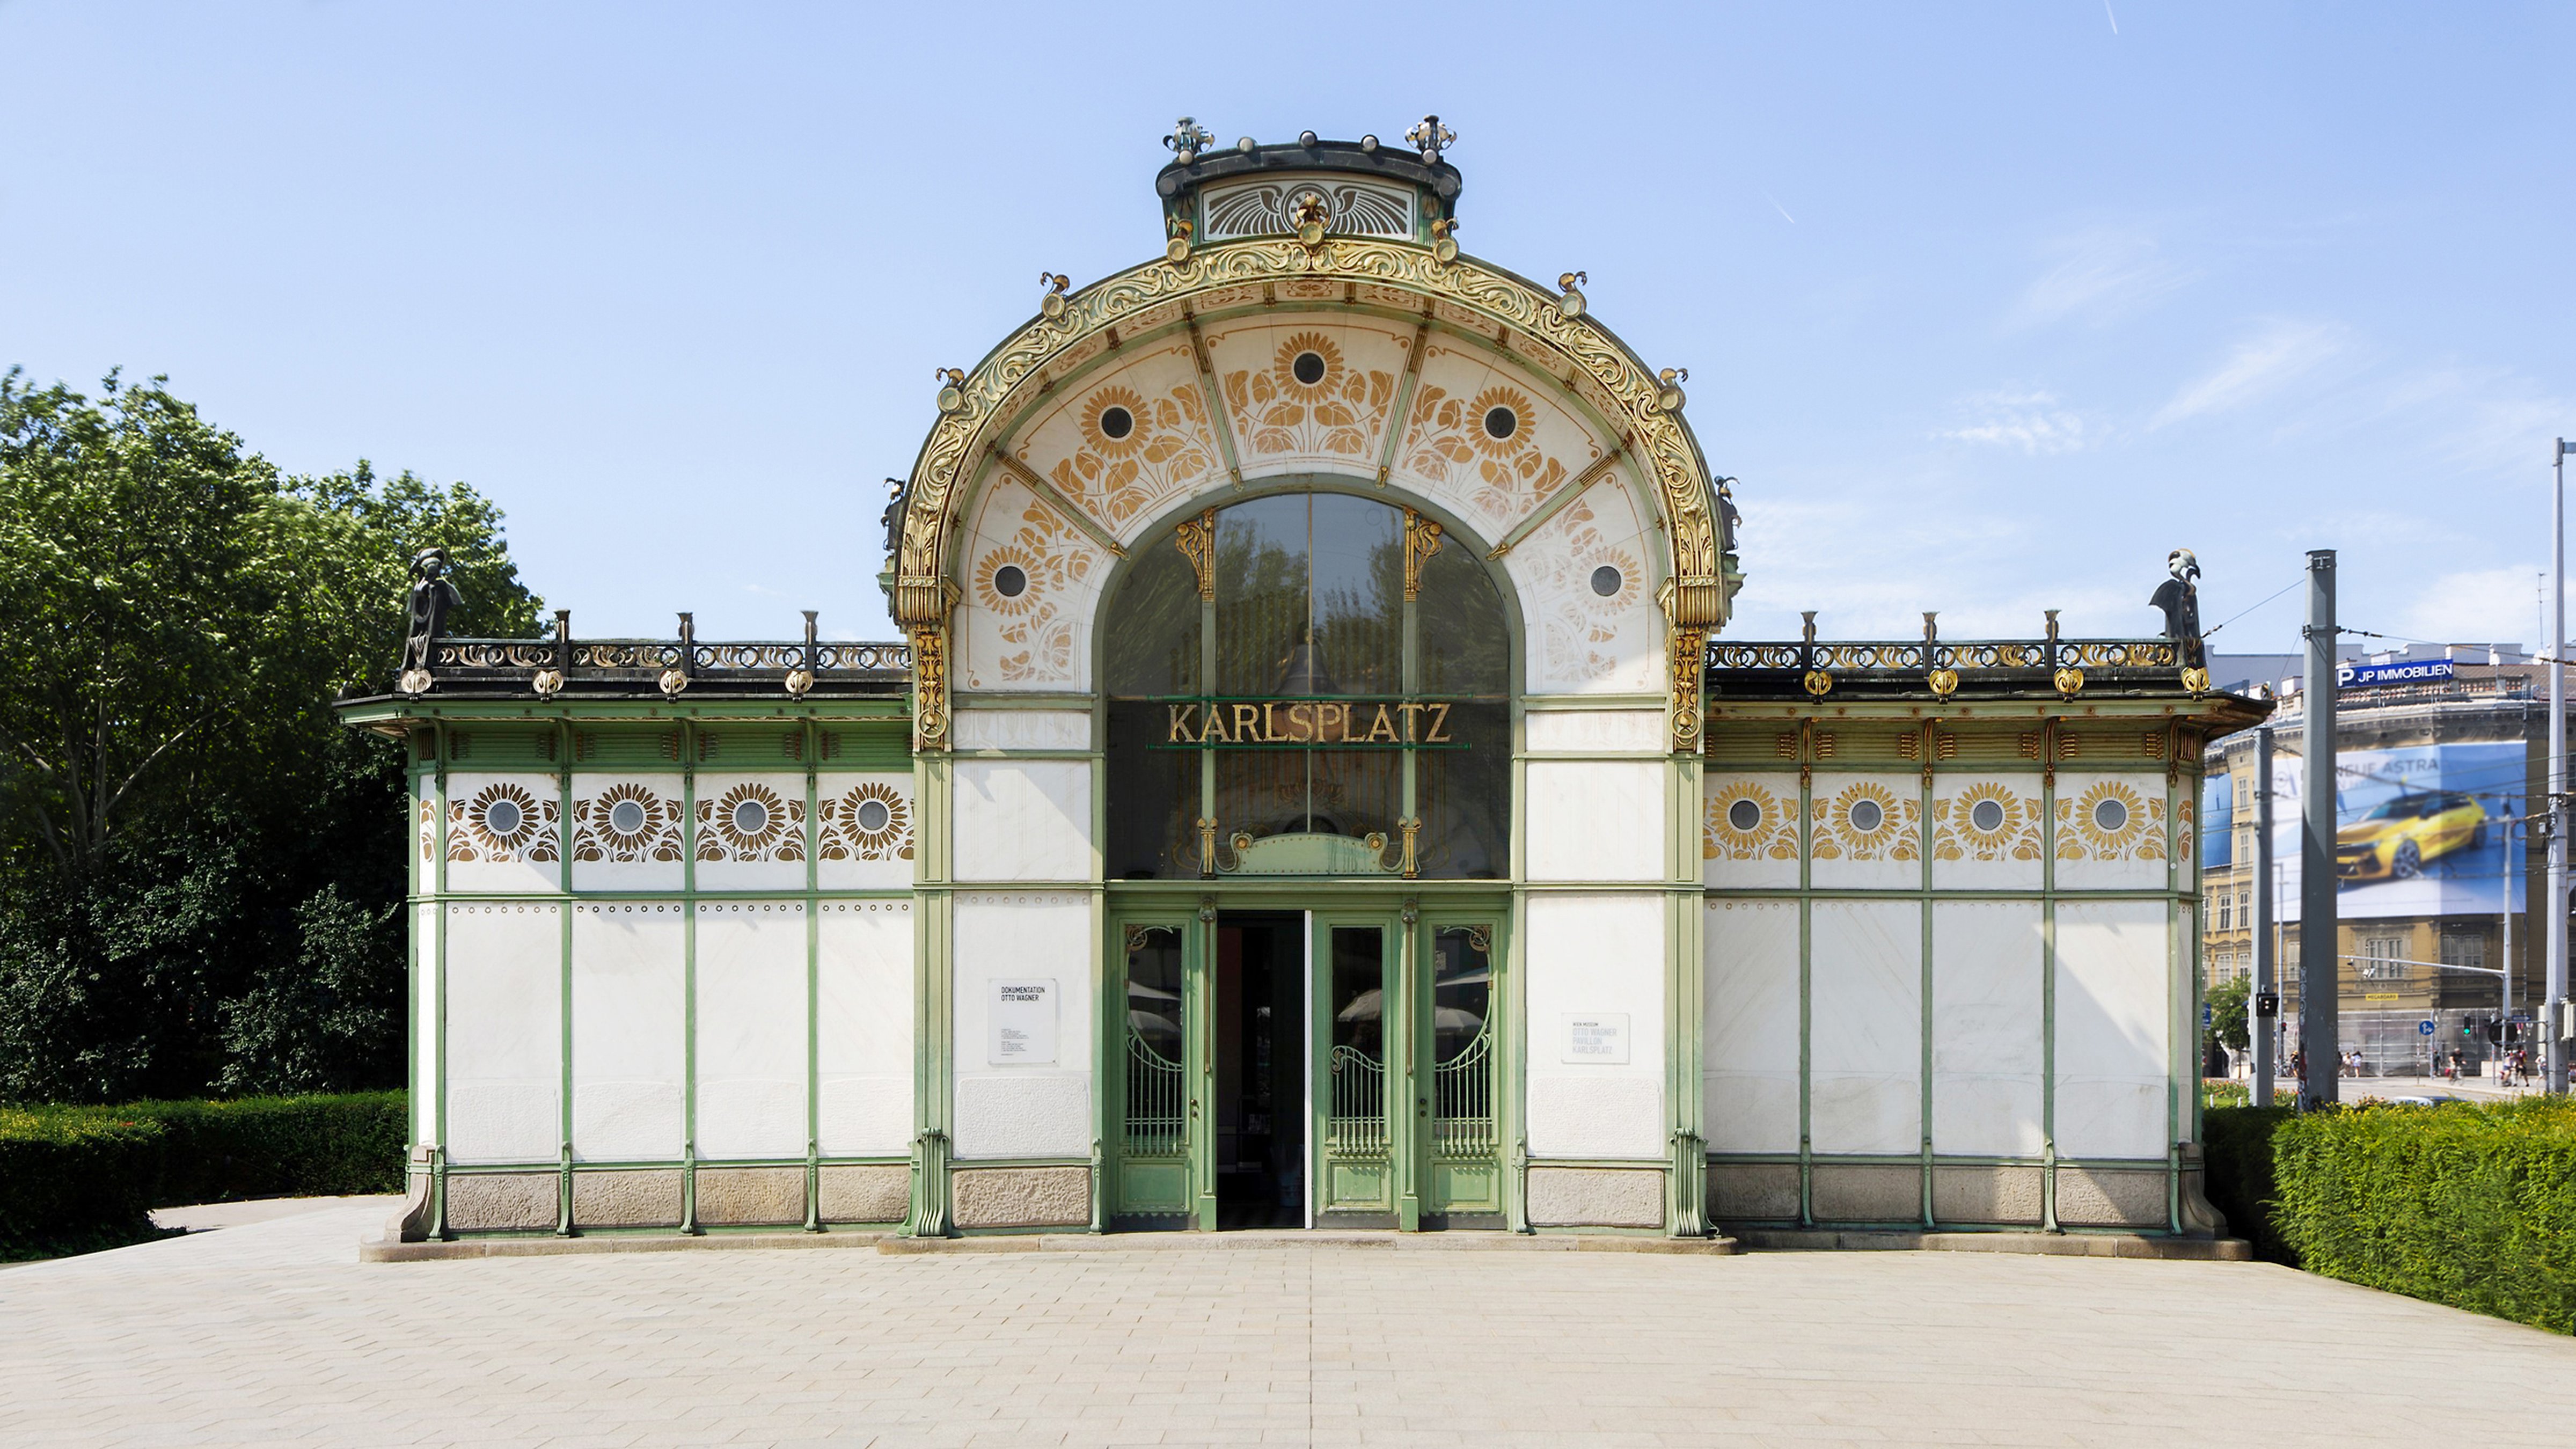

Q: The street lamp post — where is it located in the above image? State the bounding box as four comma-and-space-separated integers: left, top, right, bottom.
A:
2552, 440, 2572, 1094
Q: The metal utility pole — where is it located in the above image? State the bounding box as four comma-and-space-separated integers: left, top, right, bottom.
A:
2550, 440, 2572, 1093
2300, 550, 2339, 1108
2252, 724, 2277, 1106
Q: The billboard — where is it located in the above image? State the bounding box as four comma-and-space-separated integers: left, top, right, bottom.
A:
2209, 740, 2525, 921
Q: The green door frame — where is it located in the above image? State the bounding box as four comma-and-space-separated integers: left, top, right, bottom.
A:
1415, 905, 1510, 1223
1104, 905, 1201, 1226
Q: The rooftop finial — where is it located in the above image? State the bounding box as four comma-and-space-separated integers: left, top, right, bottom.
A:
1163, 116, 1214, 163
1406, 114, 1455, 163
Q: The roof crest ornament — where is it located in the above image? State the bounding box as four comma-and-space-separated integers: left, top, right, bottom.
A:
1405, 114, 1455, 163
1163, 116, 1215, 164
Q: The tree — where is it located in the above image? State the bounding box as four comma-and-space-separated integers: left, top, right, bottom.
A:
0, 369, 540, 1102
2206, 974, 2253, 1055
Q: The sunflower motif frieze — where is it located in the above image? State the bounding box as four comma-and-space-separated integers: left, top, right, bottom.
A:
1703, 779, 1799, 864
1811, 780, 1920, 863
447, 781, 559, 865
696, 781, 805, 865
1209, 323, 1406, 470
819, 779, 914, 863
1026, 342, 1223, 538
1930, 780, 2043, 863
572, 781, 685, 864
2057, 778, 2164, 863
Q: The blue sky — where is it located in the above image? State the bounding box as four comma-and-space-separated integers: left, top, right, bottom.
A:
6, 3, 2570, 654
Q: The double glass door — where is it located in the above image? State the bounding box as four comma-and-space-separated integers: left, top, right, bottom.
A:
1110, 903, 1503, 1230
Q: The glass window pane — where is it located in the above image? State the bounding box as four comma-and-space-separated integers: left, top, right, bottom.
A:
1309, 493, 1402, 697
1101, 526, 1201, 699
1416, 700, 1508, 878
1214, 495, 1308, 697
1105, 701, 1195, 879
1415, 537, 1511, 698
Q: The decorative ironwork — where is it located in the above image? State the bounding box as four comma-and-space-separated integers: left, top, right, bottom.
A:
1327, 1045, 1387, 1159
1401, 508, 1443, 602
1125, 1036, 1184, 1158
399, 626, 907, 700
1708, 632, 2184, 687
1432, 1027, 1495, 1162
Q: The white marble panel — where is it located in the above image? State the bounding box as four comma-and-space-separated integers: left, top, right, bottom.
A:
414, 904, 440, 1145
951, 893, 1094, 1159
1703, 772, 1803, 890
1928, 773, 2045, 892
569, 903, 684, 1162
567, 773, 686, 894
1006, 340, 1227, 544
2054, 900, 2174, 1160
1524, 709, 1664, 753
1524, 894, 1665, 1158
1391, 341, 1616, 545
1931, 901, 2046, 1157
814, 772, 915, 891
816, 901, 914, 1156
692, 772, 810, 893
2053, 771, 2171, 891
1809, 772, 1923, 891
1810, 902, 1923, 1155
953, 759, 1094, 882
953, 709, 1093, 752
442, 902, 560, 1164
1501, 475, 1662, 694
1524, 760, 1665, 882
1703, 899, 1802, 1153
1201, 314, 1417, 482
443, 772, 562, 895
693, 901, 809, 1160
955, 476, 1111, 692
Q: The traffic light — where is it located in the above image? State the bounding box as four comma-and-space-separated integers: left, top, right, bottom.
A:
2485, 1016, 2504, 1044
2462, 1020, 2476, 1038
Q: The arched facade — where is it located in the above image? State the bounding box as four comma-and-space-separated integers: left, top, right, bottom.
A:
349, 128, 2261, 1249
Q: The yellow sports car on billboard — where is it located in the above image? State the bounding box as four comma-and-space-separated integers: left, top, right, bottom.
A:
2336, 792, 2487, 882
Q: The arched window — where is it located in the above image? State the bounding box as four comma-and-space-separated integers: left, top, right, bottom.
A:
1103, 491, 1510, 879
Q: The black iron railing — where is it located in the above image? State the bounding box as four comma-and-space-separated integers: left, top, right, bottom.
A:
400, 610, 908, 696
1707, 611, 2183, 677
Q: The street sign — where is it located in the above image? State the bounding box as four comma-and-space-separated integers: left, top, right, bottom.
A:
2338, 658, 2454, 689
2418, 1020, 2436, 1036
2202, 1003, 2213, 1028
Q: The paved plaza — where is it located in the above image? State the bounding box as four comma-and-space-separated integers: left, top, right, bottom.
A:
5, 1199, 2571, 1447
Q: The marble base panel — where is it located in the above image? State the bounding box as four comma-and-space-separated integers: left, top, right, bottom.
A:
1708, 1162, 1801, 1222
952, 1166, 1091, 1228
445, 1173, 557, 1232
1526, 1167, 1664, 1228
695, 1167, 806, 1227
1809, 1165, 1922, 1224
2056, 1166, 2169, 1228
818, 1165, 910, 1224
1931, 1166, 2045, 1226
571, 1169, 682, 1229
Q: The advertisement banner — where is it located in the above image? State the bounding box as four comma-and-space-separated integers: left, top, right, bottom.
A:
2221, 741, 2527, 921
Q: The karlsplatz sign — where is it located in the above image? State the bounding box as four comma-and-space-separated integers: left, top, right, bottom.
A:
1158, 698, 1462, 747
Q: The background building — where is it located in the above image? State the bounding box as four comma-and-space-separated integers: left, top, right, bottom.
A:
2202, 646, 2543, 1074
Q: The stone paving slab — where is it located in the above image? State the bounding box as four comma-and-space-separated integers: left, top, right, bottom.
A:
3, 1198, 2569, 1446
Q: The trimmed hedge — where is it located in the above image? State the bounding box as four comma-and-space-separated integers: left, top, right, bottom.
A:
2207, 1097, 2576, 1334
0, 1092, 406, 1260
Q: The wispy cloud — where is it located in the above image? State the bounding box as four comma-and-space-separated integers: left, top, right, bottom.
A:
2152, 319, 2351, 427
2398, 564, 2545, 648
1936, 389, 2097, 455
2010, 229, 2193, 329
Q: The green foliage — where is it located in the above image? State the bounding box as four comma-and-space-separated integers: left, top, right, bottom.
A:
2202, 1079, 2250, 1110
2206, 1099, 2576, 1333
2205, 974, 2251, 1053
2270, 1096, 2576, 1333
0, 1092, 406, 1261
0, 369, 540, 1102
2202, 1104, 2294, 1264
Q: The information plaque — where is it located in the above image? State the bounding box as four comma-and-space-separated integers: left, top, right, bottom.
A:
1562, 1013, 1630, 1065
990, 978, 1058, 1065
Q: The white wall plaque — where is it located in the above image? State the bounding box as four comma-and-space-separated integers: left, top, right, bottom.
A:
1563, 1013, 1631, 1065
989, 978, 1059, 1065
